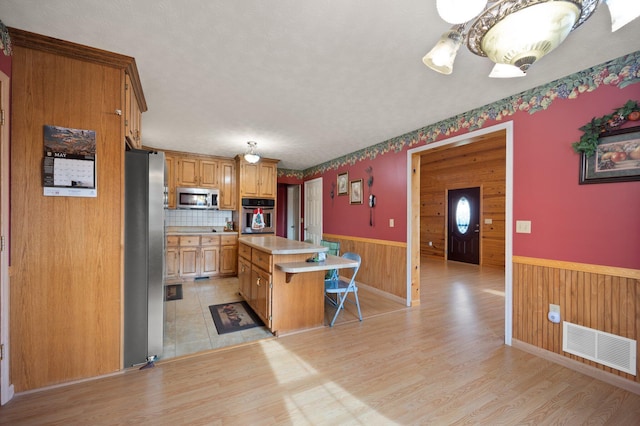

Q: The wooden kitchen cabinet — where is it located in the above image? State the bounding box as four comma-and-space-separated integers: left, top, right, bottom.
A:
168, 233, 237, 280
220, 235, 238, 275
165, 154, 176, 209
200, 235, 220, 276
218, 159, 236, 210
251, 266, 271, 325
236, 156, 279, 198
124, 73, 142, 148
165, 236, 180, 280
238, 256, 252, 302
176, 157, 219, 189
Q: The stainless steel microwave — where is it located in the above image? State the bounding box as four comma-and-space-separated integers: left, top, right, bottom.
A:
176, 187, 219, 210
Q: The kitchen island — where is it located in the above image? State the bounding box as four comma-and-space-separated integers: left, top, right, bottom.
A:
239, 236, 353, 335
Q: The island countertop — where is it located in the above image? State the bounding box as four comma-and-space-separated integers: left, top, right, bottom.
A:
239, 235, 327, 255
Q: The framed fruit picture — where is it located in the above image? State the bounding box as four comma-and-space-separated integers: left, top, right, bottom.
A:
579, 126, 640, 184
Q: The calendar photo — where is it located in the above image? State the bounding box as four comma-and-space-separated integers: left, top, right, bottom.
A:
43, 125, 97, 197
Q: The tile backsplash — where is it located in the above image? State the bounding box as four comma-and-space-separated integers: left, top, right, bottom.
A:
165, 209, 233, 227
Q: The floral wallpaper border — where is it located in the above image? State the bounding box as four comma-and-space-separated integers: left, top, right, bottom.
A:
278, 50, 640, 180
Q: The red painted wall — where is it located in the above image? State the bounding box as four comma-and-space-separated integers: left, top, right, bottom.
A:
321, 150, 407, 242
0, 52, 10, 76
286, 79, 640, 269
512, 84, 640, 269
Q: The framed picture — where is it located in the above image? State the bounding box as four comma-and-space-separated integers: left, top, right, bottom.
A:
337, 172, 348, 195
350, 179, 363, 204
579, 126, 640, 184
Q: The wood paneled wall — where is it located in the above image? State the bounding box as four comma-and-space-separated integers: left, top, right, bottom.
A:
322, 234, 406, 300
420, 131, 505, 268
513, 256, 640, 384
9, 31, 135, 391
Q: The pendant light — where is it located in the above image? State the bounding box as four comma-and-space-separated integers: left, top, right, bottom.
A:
244, 141, 260, 164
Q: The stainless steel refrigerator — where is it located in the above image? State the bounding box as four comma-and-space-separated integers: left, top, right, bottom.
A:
124, 149, 165, 367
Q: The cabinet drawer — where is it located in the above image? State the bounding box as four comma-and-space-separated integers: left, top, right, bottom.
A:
166, 235, 179, 247
201, 235, 220, 246
179, 236, 200, 247
252, 249, 272, 273
238, 243, 251, 260
221, 235, 237, 246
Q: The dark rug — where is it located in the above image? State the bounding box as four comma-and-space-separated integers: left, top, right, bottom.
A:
209, 301, 264, 335
165, 284, 183, 301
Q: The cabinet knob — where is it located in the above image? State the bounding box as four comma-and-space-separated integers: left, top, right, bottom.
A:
256, 277, 261, 287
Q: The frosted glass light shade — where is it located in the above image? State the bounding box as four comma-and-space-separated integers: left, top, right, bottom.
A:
489, 63, 527, 78
606, 0, 640, 31
436, 0, 488, 24
244, 141, 260, 163
480, 2, 580, 72
422, 29, 463, 75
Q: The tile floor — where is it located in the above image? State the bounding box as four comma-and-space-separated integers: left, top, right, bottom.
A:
163, 277, 274, 360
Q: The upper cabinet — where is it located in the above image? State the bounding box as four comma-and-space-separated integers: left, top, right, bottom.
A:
176, 157, 219, 188
124, 73, 143, 149
219, 159, 236, 210
236, 156, 278, 199
159, 150, 237, 210
165, 154, 176, 209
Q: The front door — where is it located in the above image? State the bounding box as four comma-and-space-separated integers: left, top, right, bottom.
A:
448, 187, 480, 264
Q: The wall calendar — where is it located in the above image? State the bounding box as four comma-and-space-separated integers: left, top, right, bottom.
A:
42, 125, 97, 197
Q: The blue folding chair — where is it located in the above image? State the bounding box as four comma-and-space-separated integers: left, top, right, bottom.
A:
324, 252, 362, 327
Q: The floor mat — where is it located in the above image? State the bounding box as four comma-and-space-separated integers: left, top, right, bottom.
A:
209, 301, 264, 334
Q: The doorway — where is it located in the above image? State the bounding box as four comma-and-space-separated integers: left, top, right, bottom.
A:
286, 185, 301, 240
447, 187, 480, 264
407, 122, 513, 345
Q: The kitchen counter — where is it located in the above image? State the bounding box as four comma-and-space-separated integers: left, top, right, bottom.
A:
166, 226, 238, 236
238, 235, 327, 255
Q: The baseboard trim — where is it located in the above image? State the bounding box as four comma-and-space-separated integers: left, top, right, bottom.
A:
512, 339, 640, 396
356, 281, 407, 306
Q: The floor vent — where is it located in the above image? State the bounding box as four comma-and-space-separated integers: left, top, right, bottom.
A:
563, 321, 636, 376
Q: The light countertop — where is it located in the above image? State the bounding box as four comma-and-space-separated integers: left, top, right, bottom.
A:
166, 226, 238, 236
275, 255, 358, 273
239, 235, 327, 255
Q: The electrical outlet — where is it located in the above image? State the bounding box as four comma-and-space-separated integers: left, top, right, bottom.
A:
389, 218, 394, 227
549, 304, 560, 313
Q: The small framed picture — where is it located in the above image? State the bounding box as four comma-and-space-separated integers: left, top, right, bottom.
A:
579, 126, 640, 184
350, 179, 363, 204
337, 172, 348, 196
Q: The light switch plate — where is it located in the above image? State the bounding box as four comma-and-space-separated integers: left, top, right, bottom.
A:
516, 220, 531, 233
389, 218, 394, 227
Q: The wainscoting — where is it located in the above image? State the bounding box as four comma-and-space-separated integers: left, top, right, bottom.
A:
513, 256, 640, 388
322, 234, 407, 300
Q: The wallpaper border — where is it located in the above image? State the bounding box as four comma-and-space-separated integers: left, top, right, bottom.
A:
278, 50, 640, 179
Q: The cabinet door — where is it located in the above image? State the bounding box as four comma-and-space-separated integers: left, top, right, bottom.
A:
179, 247, 199, 277
124, 73, 142, 149
199, 159, 219, 188
201, 246, 220, 276
240, 162, 260, 197
238, 257, 252, 301
165, 155, 176, 209
220, 244, 237, 275
165, 246, 179, 280
252, 267, 271, 326
258, 162, 276, 198
219, 160, 236, 210
177, 157, 199, 187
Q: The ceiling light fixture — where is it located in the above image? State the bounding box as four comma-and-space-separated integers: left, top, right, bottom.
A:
424, 0, 640, 78
244, 141, 260, 164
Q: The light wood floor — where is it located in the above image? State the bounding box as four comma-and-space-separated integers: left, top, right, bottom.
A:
2, 258, 640, 424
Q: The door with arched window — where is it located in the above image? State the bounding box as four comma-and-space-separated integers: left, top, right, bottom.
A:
447, 187, 480, 264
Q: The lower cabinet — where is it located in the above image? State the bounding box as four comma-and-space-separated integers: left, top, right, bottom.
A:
166, 234, 238, 280
238, 243, 272, 328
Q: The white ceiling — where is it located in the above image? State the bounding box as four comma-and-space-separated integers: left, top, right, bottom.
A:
1, 1, 639, 170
